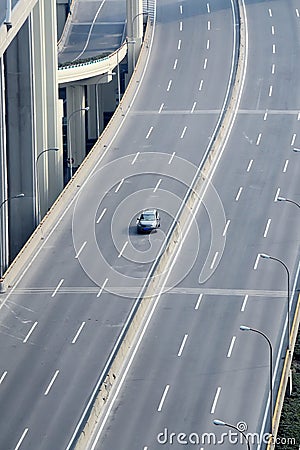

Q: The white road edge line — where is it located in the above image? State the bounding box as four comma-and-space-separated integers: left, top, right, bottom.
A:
153, 179, 162, 193
158, 385, 170, 411
131, 152, 140, 164
291, 134, 296, 146
235, 187, 243, 201
14, 428, 29, 450
246, 159, 253, 172
23, 321, 38, 343
241, 294, 248, 312
97, 278, 108, 298
274, 187, 280, 202
118, 241, 128, 258
195, 293, 203, 310
44, 370, 59, 396
227, 336, 236, 358
75, 241, 87, 259
210, 387, 221, 414
283, 160, 289, 173
180, 126, 187, 139
115, 178, 124, 193
96, 208, 107, 223
177, 334, 188, 357
72, 322, 86, 344
146, 126, 153, 139
263, 219, 271, 238
168, 152, 176, 164
222, 219, 230, 237
0, 371, 7, 384
51, 279, 64, 298
253, 253, 260, 270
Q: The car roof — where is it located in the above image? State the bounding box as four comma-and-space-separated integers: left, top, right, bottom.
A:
142, 209, 157, 214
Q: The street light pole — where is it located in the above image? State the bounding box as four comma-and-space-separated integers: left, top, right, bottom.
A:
240, 325, 273, 437
277, 196, 300, 209
0, 193, 24, 277
67, 107, 89, 178
35, 147, 59, 224
213, 419, 251, 450
260, 253, 290, 350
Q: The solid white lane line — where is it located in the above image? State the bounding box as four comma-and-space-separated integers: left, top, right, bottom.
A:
207, 20, 211, 30
296, 8, 299, 18
0, 371, 7, 384
131, 152, 140, 165
180, 126, 187, 139
158, 385, 170, 412
210, 387, 221, 414
14, 428, 29, 450
72, 322, 86, 344
153, 179, 162, 193
146, 126, 153, 139
23, 321, 38, 343
210, 251, 219, 270
269, 86, 273, 97
283, 160, 289, 173
246, 159, 253, 172
195, 293, 203, 310
241, 294, 248, 312
263, 110, 268, 121
271, 64, 275, 74
177, 334, 188, 357
115, 178, 124, 193
75, 241, 87, 259
97, 278, 108, 297
191, 102, 197, 114
291, 133, 297, 146
179, 21, 183, 31
268, 8, 272, 17
167, 80, 172, 91
207, 3, 210, 13
206, 39, 210, 50
203, 58, 208, 70
263, 219, 272, 238
199, 80, 204, 91
235, 187, 243, 201
179, 4, 183, 14
51, 279, 64, 297
256, 132, 262, 145
222, 219, 230, 237
271, 25, 275, 35
253, 253, 260, 270
274, 187, 280, 202
44, 370, 59, 396
178, 39, 181, 50
173, 59, 178, 70
272, 44, 276, 54
96, 208, 107, 223
227, 336, 236, 358
118, 241, 128, 258
168, 152, 176, 164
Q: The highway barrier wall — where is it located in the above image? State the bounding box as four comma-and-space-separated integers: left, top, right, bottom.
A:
73, 0, 248, 448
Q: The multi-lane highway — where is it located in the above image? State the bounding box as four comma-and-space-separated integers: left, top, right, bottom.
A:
0, 0, 236, 448
88, 0, 300, 449
1, 0, 300, 449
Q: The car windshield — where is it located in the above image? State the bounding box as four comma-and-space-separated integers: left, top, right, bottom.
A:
141, 213, 155, 221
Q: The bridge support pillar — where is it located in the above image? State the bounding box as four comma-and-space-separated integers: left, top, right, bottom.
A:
126, 0, 143, 76
66, 85, 88, 173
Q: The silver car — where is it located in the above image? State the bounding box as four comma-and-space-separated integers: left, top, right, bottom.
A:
137, 209, 160, 233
